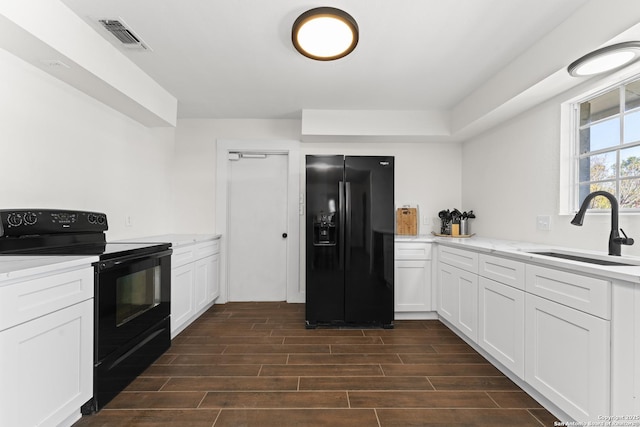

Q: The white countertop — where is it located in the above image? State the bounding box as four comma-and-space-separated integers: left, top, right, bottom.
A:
114, 234, 221, 248
433, 235, 640, 284
395, 234, 436, 243
0, 255, 99, 284
0, 234, 220, 283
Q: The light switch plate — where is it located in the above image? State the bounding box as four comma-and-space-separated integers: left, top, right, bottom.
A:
536, 215, 550, 231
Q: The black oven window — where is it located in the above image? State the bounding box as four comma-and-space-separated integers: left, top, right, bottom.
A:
116, 265, 161, 326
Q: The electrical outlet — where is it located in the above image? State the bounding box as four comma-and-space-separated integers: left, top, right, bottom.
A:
422, 215, 429, 225
125, 216, 133, 227
536, 215, 550, 231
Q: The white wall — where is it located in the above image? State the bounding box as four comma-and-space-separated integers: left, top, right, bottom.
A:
0, 48, 175, 240
461, 80, 640, 256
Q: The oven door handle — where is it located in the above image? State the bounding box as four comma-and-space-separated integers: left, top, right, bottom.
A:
97, 249, 173, 271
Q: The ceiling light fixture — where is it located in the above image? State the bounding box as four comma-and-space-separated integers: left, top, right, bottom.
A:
568, 41, 640, 77
292, 7, 359, 61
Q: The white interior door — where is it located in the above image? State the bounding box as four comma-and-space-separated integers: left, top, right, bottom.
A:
228, 153, 288, 301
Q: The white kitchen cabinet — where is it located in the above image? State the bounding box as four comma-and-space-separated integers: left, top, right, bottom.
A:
208, 252, 220, 302
394, 241, 432, 317
478, 276, 525, 378
436, 259, 478, 342
0, 265, 94, 427
525, 293, 610, 421
195, 253, 219, 312
171, 238, 220, 338
171, 262, 196, 333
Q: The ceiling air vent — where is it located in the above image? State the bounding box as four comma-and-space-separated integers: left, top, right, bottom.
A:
98, 19, 150, 50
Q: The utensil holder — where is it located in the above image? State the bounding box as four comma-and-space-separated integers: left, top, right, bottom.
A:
460, 219, 468, 235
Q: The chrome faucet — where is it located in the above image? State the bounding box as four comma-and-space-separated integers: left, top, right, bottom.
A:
570, 190, 634, 256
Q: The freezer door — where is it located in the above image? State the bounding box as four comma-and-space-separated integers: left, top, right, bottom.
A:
344, 156, 394, 326
305, 155, 345, 326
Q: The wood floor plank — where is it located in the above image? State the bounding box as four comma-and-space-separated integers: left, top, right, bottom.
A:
72, 409, 220, 427
178, 336, 285, 345
223, 344, 331, 354
260, 364, 384, 377
169, 354, 288, 365
398, 353, 488, 364
283, 336, 383, 344
428, 376, 521, 391
376, 408, 549, 426
162, 376, 299, 392
214, 408, 379, 427
348, 390, 499, 408
199, 391, 349, 408
143, 364, 261, 377
105, 391, 207, 409
331, 344, 437, 354
487, 391, 544, 409
288, 353, 402, 364
299, 376, 434, 391
381, 363, 503, 377
379, 335, 466, 345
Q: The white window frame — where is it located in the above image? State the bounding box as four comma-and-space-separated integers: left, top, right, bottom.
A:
560, 62, 640, 216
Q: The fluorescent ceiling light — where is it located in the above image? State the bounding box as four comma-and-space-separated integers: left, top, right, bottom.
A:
292, 7, 359, 61
568, 42, 640, 77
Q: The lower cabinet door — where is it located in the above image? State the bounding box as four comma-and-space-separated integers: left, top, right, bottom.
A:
525, 293, 610, 421
171, 263, 195, 337
437, 263, 459, 324
0, 299, 93, 427
437, 262, 478, 342
208, 253, 220, 302
478, 277, 524, 378
195, 255, 216, 312
395, 259, 431, 312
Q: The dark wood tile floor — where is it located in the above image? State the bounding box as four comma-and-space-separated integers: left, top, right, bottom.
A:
73, 302, 559, 426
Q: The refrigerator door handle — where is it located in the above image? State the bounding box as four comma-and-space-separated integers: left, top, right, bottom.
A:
339, 181, 345, 271
345, 181, 351, 270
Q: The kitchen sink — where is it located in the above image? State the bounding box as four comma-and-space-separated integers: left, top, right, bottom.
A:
527, 251, 637, 266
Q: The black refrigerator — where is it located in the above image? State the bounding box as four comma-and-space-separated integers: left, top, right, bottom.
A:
305, 155, 395, 328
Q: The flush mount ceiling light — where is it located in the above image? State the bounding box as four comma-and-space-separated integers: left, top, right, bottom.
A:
292, 7, 359, 61
568, 41, 640, 77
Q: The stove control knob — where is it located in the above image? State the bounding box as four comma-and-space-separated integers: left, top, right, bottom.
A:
97, 215, 106, 225
23, 212, 38, 226
7, 213, 22, 227
87, 213, 97, 224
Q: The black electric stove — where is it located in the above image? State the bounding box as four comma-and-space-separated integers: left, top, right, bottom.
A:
0, 209, 173, 414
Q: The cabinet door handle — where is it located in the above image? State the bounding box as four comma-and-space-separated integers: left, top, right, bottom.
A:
282, 233, 288, 238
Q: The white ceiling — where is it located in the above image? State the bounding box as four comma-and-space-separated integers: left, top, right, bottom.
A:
59, 0, 591, 120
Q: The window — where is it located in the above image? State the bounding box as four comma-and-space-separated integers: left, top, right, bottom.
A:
575, 78, 640, 210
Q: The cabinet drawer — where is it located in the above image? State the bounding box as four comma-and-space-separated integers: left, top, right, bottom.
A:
195, 240, 220, 258
438, 245, 478, 273
172, 245, 196, 268
395, 242, 432, 260
525, 265, 610, 319
479, 254, 525, 290
0, 267, 94, 331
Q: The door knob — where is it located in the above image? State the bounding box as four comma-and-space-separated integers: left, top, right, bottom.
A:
282, 233, 288, 238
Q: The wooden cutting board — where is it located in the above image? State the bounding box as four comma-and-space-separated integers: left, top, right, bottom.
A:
396, 208, 417, 235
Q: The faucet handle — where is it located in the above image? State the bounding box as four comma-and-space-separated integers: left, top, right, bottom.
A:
618, 228, 635, 246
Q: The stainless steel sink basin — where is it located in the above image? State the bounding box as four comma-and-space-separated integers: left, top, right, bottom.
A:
528, 251, 637, 266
